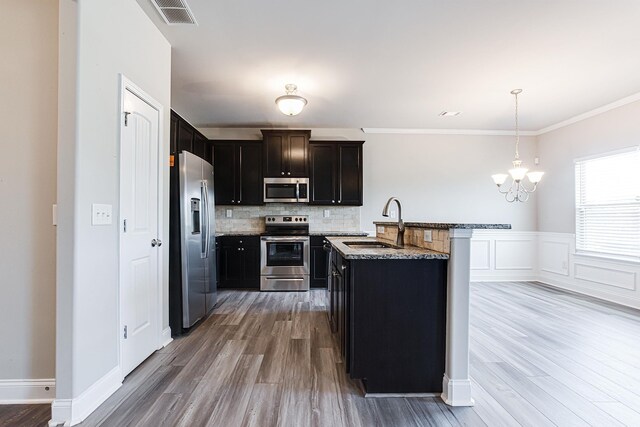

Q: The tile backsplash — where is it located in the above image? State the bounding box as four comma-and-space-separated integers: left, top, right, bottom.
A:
215, 204, 361, 233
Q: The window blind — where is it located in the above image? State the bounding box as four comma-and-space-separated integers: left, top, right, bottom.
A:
575, 147, 640, 259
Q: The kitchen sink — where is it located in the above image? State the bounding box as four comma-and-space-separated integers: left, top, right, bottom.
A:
343, 241, 398, 249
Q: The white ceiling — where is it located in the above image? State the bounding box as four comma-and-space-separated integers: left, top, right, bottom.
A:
136, 0, 640, 131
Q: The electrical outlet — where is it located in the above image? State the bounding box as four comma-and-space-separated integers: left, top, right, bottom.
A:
92, 204, 113, 225
226, 209, 233, 218
377, 226, 385, 234
423, 230, 433, 243
324, 209, 330, 218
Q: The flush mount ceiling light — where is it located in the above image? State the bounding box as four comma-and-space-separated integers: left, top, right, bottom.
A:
491, 89, 544, 202
275, 84, 307, 116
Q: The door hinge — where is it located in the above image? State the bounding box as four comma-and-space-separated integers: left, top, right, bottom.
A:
124, 111, 131, 127
123, 219, 127, 233
123, 325, 128, 339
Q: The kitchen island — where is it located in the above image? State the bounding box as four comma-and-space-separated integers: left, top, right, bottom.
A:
328, 222, 510, 405
327, 236, 449, 395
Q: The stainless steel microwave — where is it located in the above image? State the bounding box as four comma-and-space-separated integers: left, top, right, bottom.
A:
264, 177, 309, 203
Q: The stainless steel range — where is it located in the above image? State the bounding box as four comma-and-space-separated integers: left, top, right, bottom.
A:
260, 215, 310, 291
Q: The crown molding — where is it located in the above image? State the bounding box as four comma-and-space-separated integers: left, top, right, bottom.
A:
361, 128, 538, 136
535, 91, 640, 135
363, 91, 640, 137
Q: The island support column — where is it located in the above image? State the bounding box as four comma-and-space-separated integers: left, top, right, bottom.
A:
441, 228, 475, 406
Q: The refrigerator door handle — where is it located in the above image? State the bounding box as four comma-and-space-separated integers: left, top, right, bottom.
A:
201, 180, 208, 259
205, 179, 211, 259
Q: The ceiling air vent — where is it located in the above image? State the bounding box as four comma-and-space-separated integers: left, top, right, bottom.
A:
151, 0, 197, 25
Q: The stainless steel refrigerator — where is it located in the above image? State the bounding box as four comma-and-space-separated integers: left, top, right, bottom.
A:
170, 150, 217, 334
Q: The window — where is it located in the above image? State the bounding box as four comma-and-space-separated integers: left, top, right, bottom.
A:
575, 147, 640, 260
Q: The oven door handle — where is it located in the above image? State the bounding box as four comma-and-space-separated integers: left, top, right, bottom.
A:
296, 181, 300, 202
261, 236, 309, 242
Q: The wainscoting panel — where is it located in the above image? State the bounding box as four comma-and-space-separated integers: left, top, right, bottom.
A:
540, 240, 570, 276
536, 232, 640, 309
470, 240, 490, 270
472, 231, 640, 309
574, 261, 637, 291
470, 231, 538, 281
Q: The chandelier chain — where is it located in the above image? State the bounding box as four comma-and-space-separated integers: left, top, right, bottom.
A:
514, 90, 520, 160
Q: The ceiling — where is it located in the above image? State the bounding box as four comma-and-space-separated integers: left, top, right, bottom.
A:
136, 0, 640, 131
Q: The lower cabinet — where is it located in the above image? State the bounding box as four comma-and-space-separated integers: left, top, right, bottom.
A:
217, 235, 260, 289
310, 236, 330, 288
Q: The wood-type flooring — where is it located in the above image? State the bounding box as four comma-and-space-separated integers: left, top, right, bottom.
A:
4, 281, 640, 426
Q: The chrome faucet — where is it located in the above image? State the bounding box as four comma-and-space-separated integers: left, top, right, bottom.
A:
382, 197, 404, 247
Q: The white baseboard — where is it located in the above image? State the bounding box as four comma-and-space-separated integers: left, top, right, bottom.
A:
0, 379, 56, 404
50, 366, 122, 426
161, 327, 173, 348
441, 375, 474, 407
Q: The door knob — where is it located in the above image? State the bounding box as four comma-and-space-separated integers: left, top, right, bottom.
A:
151, 239, 158, 247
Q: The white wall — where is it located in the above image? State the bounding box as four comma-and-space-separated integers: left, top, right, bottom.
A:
0, 1, 58, 402
537, 100, 640, 233
54, 0, 171, 423
199, 128, 539, 232
532, 99, 640, 309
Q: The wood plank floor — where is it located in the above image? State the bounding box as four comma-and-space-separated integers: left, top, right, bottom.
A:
4, 281, 640, 427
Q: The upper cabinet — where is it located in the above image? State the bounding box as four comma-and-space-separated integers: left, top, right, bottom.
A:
170, 110, 211, 163
261, 130, 310, 178
213, 140, 264, 205
309, 141, 364, 206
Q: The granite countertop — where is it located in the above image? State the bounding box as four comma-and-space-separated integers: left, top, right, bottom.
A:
373, 221, 511, 230
310, 231, 369, 237
326, 236, 449, 260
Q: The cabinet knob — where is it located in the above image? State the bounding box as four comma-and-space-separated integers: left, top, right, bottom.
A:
338, 200, 341, 203
331, 200, 335, 203
231, 200, 235, 203
281, 172, 285, 175
237, 247, 241, 251
287, 172, 291, 175
239, 240, 243, 244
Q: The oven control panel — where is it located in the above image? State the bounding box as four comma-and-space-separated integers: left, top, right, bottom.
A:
265, 215, 308, 224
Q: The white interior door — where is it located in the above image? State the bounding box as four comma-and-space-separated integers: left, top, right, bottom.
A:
120, 86, 160, 377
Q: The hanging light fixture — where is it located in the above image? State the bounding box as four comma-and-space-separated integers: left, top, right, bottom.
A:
491, 89, 544, 202
275, 84, 307, 116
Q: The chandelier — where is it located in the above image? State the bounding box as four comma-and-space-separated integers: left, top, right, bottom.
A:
275, 84, 307, 116
491, 89, 544, 202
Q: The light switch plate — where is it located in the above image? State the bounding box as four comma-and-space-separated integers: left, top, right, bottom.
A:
377, 226, 385, 234
226, 209, 233, 218
423, 230, 433, 243
92, 204, 113, 225
323, 209, 330, 218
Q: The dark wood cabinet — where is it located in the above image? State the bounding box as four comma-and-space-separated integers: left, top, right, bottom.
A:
261, 130, 310, 177
309, 141, 363, 206
170, 110, 211, 162
331, 251, 349, 368
213, 141, 263, 205
177, 120, 194, 153
217, 236, 260, 289
310, 236, 330, 288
